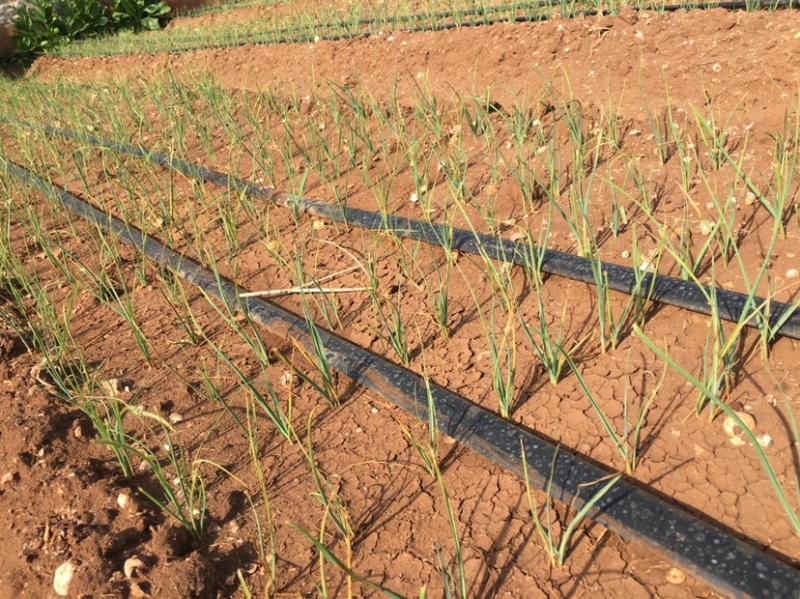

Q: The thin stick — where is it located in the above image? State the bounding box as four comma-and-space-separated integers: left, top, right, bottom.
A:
239, 286, 370, 299
302, 264, 362, 287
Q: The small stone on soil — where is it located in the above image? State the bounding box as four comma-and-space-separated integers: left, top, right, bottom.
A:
666, 567, 686, 584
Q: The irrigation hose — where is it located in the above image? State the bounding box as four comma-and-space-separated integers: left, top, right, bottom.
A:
16, 119, 800, 341
3, 157, 800, 597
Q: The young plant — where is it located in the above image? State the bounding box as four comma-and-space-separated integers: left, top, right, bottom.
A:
366, 257, 410, 366
428, 447, 468, 599
689, 95, 744, 171
290, 524, 406, 599
209, 339, 294, 442
482, 299, 517, 419
521, 442, 622, 566
197, 272, 296, 441
635, 325, 800, 536
296, 289, 340, 406
42, 354, 165, 480
291, 413, 363, 598
242, 393, 277, 593
563, 348, 663, 474
156, 267, 203, 345
127, 424, 208, 542
640, 82, 673, 165
519, 304, 571, 387
461, 253, 518, 418
111, 0, 170, 31
421, 254, 451, 339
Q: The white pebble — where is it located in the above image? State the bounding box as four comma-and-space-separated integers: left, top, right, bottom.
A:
280, 371, 300, 389
699, 221, 714, 236
786, 269, 799, 279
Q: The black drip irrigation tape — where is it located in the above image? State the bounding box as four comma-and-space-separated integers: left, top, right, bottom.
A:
17, 119, 800, 341
4, 157, 800, 597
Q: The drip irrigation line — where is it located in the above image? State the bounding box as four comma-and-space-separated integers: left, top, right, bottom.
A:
14, 118, 800, 341
3, 156, 800, 598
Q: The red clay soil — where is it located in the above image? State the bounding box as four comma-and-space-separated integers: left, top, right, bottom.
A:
2, 5, 800, 599
32, 6, 800, 134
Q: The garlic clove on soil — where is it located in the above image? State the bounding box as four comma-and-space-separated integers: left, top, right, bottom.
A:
722, 411, 756, 446
666, 567, 686, 584
124, 556, 146, 579
53, 560, 76, 596
280, 371, 300, 389
118, 492, 131, 510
